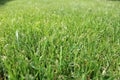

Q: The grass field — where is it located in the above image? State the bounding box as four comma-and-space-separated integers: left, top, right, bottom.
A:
0, 0, 120, 80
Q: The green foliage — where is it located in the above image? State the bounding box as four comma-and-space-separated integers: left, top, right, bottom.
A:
0, 0, 120, 79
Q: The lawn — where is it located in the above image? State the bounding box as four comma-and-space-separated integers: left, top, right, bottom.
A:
0, 0, 120, 80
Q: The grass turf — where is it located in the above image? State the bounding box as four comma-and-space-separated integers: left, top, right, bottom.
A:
0, 0, 120, 79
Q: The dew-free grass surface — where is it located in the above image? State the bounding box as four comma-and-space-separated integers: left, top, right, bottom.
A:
0, 0, 120, 80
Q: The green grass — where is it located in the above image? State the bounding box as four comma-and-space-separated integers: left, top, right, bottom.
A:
0, 0, 120, 79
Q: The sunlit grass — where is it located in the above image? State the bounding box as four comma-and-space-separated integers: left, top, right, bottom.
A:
0, 0, 120, 79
